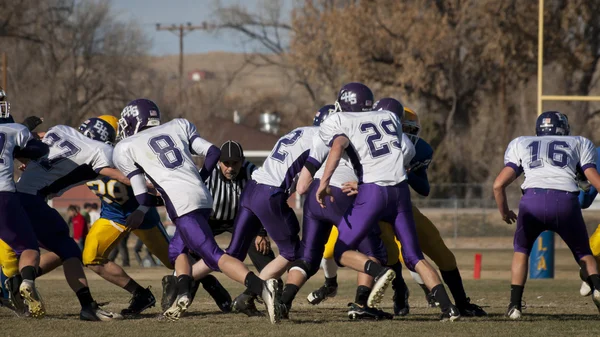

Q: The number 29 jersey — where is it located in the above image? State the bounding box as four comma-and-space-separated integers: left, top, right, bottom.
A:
504, 135, 597, 192
318, 110, 415, 186
113, 118, 214, 219
86, 177, 160, 229
252, 126, 318, 191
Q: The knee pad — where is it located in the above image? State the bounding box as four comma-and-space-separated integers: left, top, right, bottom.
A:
289, 259, 312, 279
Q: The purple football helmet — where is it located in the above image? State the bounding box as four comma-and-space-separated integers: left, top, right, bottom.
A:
118, 98, 161, 139
334, 82, 374, 113
79, 117, 117, 144
536, 111, 569, 136
373, 97, 404, 119
313, 104, 335, 126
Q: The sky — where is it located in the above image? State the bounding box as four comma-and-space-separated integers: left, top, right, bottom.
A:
111, 0, 293, 56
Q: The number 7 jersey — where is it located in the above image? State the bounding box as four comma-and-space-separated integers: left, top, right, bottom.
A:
504, 135, 597, 192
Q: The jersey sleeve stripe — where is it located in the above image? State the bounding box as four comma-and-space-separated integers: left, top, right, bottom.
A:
94, 166, 109, 173
581, 163, 596, 171
126, 169, 144, 179
328, 133, 348, 147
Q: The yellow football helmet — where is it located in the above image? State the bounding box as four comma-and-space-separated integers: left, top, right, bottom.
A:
98, 115, 119, 133
403, 107, 420, 144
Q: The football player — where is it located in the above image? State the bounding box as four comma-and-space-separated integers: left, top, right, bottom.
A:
113, 98, 279, 322
14, 116, 127, 321
305, 82, 460, 321
494, 111, 600, 319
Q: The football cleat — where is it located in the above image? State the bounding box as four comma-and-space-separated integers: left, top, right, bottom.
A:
580, 281, 592, 297
367, 268, 395, 308
161, 275, 177, 311
393, 286, 410, 316
279, 301, 290, 320
5, 275, 28, 316
19, 280, 45, 318
506, 303, 522, 320
232, 293, 264, 317
347, 303, 393, 320
121, 287, 155, 316
307, 284, 338, 305
163, 294, 190, 321
426, 292, 440, 308
261, 279, 281, 324
80, 301, 124, 321
440, 304, 461, 322
593, 289, 600, 314
457, 298, 487, 317
201, 275, 232, 312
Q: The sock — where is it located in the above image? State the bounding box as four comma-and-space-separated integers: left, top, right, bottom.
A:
36, 266, 44, 277
322, 258, 338, 278
76, 287, 94, 307
441, 268, 468, 307
177, 275, 193, 296
20, 266, 37, 282
510, 284, 524, 307
587, 274, 600, 291
199, 275, 217, 288
281, 284, 300, 307
419, 283, 430, 296
325, 276, 338, 288
390, 264, 408, 299
430, 284, 452, 311
355, 285, 371, 307
244, 272, 264, 296
363, 260, 385, 278
124, 278, 144, 294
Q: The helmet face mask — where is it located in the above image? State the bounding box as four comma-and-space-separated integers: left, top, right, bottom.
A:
402, 107, 421, 145
0, 88, 11, 119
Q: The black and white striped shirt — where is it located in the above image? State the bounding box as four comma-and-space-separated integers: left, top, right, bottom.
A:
205, 160, 257, 222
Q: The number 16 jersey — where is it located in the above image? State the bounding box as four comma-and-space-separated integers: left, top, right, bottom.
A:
113, 118, 214, 219
504, 135, 597, 192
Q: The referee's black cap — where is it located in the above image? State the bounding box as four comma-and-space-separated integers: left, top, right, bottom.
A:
220, 140, 244, 162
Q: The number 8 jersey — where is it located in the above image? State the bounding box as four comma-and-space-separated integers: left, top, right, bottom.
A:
113, 118, 214, 219
504, 135, 597, 192
319, 110, 415, 186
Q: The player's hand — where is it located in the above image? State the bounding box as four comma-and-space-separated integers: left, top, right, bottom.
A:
126, 209, 145, 230
341, 181, 358, 196
22, 116, 44, 131
501, 210, 517, 224
255, 235, 271, 255
316, 183, 333, 208
18, 163, 27, 171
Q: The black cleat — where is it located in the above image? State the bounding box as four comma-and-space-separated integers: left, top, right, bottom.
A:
232, 293, 264, 317
279, 301, 290, 320
201, 275, 232, 312
426, 292, 440, 308
307, 284, 338, 305
347, 303, 393, 320
121, 287, 156, 316
5, 275, 28, 316
457, 298, 487, 317
161, 275, 177, 312
440, 305, 461, 322
80, 301, 124, 321
393, 287, 410, 316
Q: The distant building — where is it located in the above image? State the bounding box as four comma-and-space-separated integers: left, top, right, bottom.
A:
188, 69, 215, 82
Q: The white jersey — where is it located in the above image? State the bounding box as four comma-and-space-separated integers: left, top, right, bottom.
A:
504, 135, 597, 192
252, 126, 318, 190
319, 110, 415, 186
0, 123, 34, 192
17, 125, 113, 196
113, 118, 214, 219
306, 133, 357, 188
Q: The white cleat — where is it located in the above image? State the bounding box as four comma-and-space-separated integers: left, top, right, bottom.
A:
19, 280, 45, 318
163, 294, 190, 321
580, 281, 592, 297
367, 268, 395, 308
592, 290, 600, 314
261, 279, 280, 324
506, 304, 522, 320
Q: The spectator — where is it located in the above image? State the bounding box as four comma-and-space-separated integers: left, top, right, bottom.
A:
81, 202, 91, 225
88, 203, 100, 225
68, 205, 88, 251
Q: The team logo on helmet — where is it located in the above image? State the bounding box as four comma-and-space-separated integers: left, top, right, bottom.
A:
79, 117, 117, 144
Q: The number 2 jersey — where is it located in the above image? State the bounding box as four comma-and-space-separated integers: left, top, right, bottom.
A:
113, 118, 214, 219
252, 126, 318, 191
504, 135, 597, 192
17, 125, 113, 197
86, 177, 160, 229
318, 110, 415, 186
0, 123, 36, 192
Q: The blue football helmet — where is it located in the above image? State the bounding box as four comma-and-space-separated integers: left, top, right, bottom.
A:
536, 111, 569, 136
313, 104, 335, 126
373, 97, 404, 119
79, 117, 117, 144
118, 98, 161, 139
334, 82, 374, 113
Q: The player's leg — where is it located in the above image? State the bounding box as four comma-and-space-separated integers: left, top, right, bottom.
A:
581, 224, 600, 296
388, 182, 459, 321
20, 193, 122, 321
378, 221, 410, 316
0, 238, 26, 315
307, 227, 339, 305
412, 206, 486, 316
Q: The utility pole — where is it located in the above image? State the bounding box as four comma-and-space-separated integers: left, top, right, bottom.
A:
1, 53, 7, 89
155, 22, 218, 103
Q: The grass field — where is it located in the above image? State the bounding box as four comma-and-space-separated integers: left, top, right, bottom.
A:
4, 248, 600, 337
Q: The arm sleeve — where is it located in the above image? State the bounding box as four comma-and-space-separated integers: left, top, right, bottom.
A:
319, 114, 344, 147
305, 134, 330, 176
14, 138, 49, 160
579, 186, 598, 209
401, 133, 416, 166
199, 145, 220, 181
579, 137, 597, 171
408, 169, 430, 196
504, 138, 523, 176
90, 144, 114, 173
129, 174, 155, 207
14, 125, 33, 148
113, 143, 142, 179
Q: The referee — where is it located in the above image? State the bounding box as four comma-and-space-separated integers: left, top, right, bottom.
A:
206, 140, 276, 316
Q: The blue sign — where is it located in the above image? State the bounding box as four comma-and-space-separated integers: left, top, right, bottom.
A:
529, 231, 555, 279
